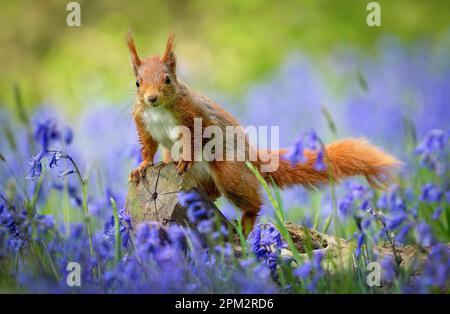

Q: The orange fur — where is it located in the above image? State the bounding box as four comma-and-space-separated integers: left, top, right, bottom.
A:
127, 32, 401, 236
261, 138, 401, 190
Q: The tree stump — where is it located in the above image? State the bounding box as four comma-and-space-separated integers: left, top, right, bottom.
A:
125, 162, 231, 229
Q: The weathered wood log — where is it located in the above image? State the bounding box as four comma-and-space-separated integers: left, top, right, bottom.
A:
125, 162, 232, 230
125, 163, 429, 272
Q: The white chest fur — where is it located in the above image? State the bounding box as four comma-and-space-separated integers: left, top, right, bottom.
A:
140, 107, 214, 185
141, 107, 179, 149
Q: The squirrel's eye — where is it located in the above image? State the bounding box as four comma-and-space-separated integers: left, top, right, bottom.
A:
135, 80, 140, 88
165, 76, 171, 84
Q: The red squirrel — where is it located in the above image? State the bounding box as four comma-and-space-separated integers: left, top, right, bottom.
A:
126, 32, 400, 235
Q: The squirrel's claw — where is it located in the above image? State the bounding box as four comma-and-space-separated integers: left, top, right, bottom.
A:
129, 161, 153, 184
175, 159, 192, 175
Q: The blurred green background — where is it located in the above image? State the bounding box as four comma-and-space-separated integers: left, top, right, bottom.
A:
0, 0, 449, 114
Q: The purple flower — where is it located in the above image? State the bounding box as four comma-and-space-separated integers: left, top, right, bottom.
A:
415, 129, 448, 175
396, 223, 413, 243
294, 251, 324, 292
415, 244, 450, 291
285, 136, 307, 165
314, 150, 326, 171
63, 127, 73, 145
248, 224, 287, 272
381, 255, 396, 283
416, 222, 433, 247
385, 213, 408, 231
58, 169, 74, 177
294, 261, 312, 279
179, 190, 228, 240
27, 154, 44, 179
355, 232, 365, 259
248, 223, 286, 250
103, 209, 133, 248
432, 207, 443, 220
26, 119, 74, 180
419, 183, 443, 203
338, 194, 354, 216
49, 151, 69, 169
285, 130, 326, 170
33, 119, 60, 150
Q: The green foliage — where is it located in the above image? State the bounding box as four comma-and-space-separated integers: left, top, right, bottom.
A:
1, 0, 450, 112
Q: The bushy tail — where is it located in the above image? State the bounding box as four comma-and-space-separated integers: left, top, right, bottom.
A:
261, 138, 401, 190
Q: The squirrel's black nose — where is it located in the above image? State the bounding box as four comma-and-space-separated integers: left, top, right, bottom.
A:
148, 95, 158, 104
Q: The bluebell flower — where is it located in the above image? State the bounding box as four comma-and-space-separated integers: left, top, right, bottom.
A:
415, 129, 448, 175
385, 212, 408, 231
339, 183, 374, 217
27, 154, 44, 179
377, 185, 407, 213
381, 255, 396, 283
197, 220, 214, 234
419, 183, 443, 203
314, 150, 326, 171
416, 222, 433, 247
395, 223, 413, 243
179, 190, 229, 240
49, 151, 69, 169
179, 191, 214, 224
377, 193, 388, 209
355, 232, 365, 259
338, 194, 354, 216
34, 214, 55, 239
361, 217, 372, 230
248, 223, 287, 272
432, 207, 443, 220
33, 119, 60, 150
63, 127, 73, 145
294, 251, 324, 292
294, 261, 312, 279
285, 130, 326, 171
27, 119, 74, 180
214, 243, 233, 257
0, 203, 27, 251
414, 243, 450, 292
103, 209, 133, 249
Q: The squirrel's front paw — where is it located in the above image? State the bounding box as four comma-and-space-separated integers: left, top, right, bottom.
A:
129, 161, 153, 184
175, 159, 192, 175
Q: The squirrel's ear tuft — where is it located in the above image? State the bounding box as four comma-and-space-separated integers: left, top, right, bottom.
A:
126, 30, 141, 76
162, 32, 177, 80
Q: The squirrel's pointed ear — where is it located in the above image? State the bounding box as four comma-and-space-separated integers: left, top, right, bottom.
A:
126, 30, 141, 76
162, 32, 177, 80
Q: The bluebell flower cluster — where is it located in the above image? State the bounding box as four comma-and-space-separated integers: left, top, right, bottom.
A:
339, 183, 373, 217
294, 251, 324, 292
179, 190, 229, 240
415, 129, 448, 175
284, 130, 326, 171
0, 195, 55, 253
381, 255, 396, 284
27, 118, 73, 180
248, 223, 287, 272
103, 209, 133, 249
